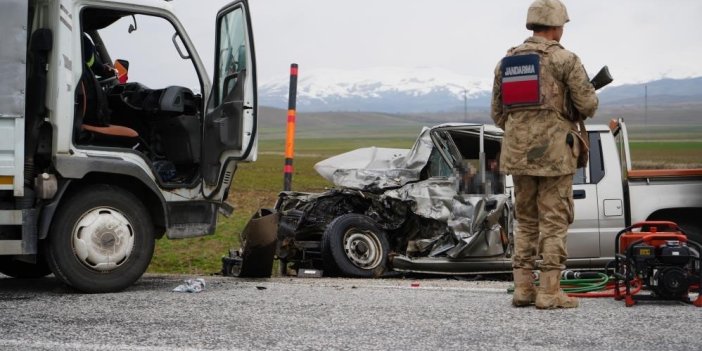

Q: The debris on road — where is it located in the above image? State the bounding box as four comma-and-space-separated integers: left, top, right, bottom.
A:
172, 278, 206, 293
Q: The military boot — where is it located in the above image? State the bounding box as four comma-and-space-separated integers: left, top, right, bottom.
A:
535, 270, 579, 309
512, 268, 537, 307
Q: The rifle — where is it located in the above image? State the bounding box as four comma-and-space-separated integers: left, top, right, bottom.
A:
571, 65, 614, 168
569, 66, 614, 120
591, 66, 613, 90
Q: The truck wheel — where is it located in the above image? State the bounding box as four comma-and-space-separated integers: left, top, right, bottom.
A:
45, 185, 154, 293
322, 214, 389, 278
0, 256, 52, 279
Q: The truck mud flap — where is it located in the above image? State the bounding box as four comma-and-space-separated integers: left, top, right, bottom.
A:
222, 208, 279, 278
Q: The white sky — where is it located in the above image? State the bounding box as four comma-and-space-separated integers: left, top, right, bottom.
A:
162, 0, 702, 87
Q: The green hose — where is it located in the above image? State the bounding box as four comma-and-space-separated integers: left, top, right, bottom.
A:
558, 273, 610, 293
507, 272, 610, 294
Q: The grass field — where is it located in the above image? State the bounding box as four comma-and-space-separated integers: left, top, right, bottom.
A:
148, 133, 702, 275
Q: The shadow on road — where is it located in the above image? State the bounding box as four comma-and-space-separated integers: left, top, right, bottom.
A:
0, 276, 73, 295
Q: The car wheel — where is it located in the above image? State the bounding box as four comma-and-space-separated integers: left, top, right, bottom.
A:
45, 185, 154, 293
322, 214, 389, 278
0, 256, 52, 279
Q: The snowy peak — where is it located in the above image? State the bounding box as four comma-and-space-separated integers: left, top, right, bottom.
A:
259, 67, 702, 113
259, 67, 492, 113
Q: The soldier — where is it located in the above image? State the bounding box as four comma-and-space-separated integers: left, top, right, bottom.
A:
491, 0, 598, 309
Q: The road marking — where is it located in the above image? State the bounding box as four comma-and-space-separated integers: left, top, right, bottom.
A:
0, 339, 242, 351
246, 280, 510, 294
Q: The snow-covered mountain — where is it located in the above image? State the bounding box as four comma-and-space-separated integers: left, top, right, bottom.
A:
259, 67, 493, 113
259, 67, 702, 113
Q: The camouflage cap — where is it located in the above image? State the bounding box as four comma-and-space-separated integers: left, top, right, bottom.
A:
526, 0, 570, 30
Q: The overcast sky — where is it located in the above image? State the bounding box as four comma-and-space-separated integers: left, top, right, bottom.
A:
167, 0, 702, 86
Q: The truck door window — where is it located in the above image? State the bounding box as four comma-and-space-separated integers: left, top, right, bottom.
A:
98, 15, 200, 91
214, 8, 247, 108
572, 132, 605, 185
588, 132, 605, 183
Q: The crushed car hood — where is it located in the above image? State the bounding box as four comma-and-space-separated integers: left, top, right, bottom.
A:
313, 123, 504, 192
314, 127, 434, 191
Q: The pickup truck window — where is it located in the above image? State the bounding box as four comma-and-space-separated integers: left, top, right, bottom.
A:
589, 131, 605, 183
573, 132, 604, 185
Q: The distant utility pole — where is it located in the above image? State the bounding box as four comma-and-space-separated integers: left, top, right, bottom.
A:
463, 89, 468, 122
644, 84, 648, 139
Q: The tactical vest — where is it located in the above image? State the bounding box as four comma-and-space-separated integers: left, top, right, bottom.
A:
500, 44, 567, 117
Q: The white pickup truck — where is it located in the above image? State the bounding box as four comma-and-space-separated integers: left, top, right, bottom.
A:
256, 119, 702, 277
564, 118, 702, 270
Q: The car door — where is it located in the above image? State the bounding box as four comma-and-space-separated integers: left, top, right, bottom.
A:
202, 0, 257, 186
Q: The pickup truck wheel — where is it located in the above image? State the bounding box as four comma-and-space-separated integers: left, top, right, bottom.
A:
45, 185, 154, 293
0, 256, 52, 279
322, 214, 389, 278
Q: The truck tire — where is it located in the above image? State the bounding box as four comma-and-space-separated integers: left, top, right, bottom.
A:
45, 185, 155, 293
0, 256, 52, 279
321, 214, 389, 278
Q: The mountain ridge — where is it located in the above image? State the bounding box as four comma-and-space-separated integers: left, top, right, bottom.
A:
259, 67, 702, 113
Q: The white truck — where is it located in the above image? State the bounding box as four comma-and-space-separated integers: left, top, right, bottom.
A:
569, 118, 702, 269
0, 0, 258, 292
263, 119, 702, 277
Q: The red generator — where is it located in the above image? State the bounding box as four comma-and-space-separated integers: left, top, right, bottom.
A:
613, 221, 702, 307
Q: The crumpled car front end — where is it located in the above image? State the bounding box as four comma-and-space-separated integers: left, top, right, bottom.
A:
274, 124, 514, 277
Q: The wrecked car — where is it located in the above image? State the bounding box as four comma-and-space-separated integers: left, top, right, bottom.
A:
270, 123, 516, 277
227, 119, 702, 278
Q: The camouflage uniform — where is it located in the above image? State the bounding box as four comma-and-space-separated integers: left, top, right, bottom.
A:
491, 36, 598, 272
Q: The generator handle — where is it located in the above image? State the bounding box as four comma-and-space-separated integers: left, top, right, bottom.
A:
614, 221, 681, 254
628, 221, 680, 232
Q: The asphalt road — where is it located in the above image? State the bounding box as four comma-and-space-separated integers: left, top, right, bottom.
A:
1, 274, 701, 351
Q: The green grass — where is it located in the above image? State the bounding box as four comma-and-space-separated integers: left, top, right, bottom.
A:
629, 141, 702, 167
148, 135, 702, 275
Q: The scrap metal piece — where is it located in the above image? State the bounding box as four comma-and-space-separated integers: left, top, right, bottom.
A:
227, 208, 279, 278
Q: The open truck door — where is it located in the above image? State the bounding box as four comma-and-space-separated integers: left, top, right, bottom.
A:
202, 0, 257, 187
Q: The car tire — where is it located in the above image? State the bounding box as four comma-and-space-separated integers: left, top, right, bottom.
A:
45, 184, 155, 293
0, 256, 52, 279
321, 214, 389, 278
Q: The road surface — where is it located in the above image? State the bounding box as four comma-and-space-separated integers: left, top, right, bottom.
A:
1, 274, 700, 350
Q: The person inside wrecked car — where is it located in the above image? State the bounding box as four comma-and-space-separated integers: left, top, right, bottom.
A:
491, 0, 597, 309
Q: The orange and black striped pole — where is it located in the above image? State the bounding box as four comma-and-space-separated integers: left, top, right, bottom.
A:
283, 63, 298, 191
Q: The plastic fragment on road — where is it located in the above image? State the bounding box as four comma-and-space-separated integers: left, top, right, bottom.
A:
297, 268, 323, 278
173, 278, 206, 293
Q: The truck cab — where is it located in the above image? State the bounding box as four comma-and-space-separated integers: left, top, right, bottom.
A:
0, 0, 257, 292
